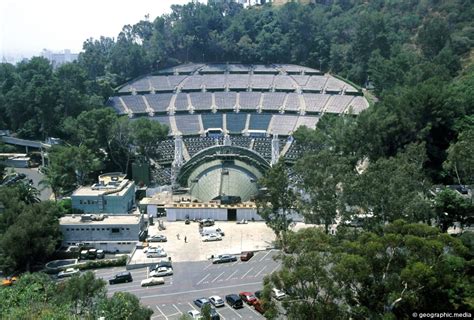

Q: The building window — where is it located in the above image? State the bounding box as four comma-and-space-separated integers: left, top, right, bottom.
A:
121, 228, 124, 230
81, 228, 84, 231
102, 228, 105, 231
126, 228, 130, 230
111, 228, 120, 233
66, 228, 69, 231
106, 228, 110, 230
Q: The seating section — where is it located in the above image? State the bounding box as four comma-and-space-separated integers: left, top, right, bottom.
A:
121, 95, 148, 113
107, 97, 127, 115
174, 93, 189, 112
155, 140, 175, 163
273, 75, 295, 90
249, 113, 272, 131
285, 140, 302, 161
168, 75, 187, 88
181, 75, 203, 90
153, 166, 172, 185
239, 92, 261, 110
230, 136, 252, 148
251, 75, 274, 89
325, 95, 354, 113
304, 76, 327, 91
270, 115, 299, 135
285, 93, 300, 112
325, 77, 348, 93
145, 93, 173, 113
148, 116, 171, 131
303, 93, 331, 113
226, 113, 247, 134
149, 76, 173, 91
262, 92, 286, 111
202, 113, 223, 130
226, 74, 249, 89
346, 96, 368, 114
184, 137, 217, 157
175, 115, 201, 135
291, 75, 310, 86
189, 92, 212, 111
203, 75, 225, 90
252, 137, 272, 159
215, 92, 236, 110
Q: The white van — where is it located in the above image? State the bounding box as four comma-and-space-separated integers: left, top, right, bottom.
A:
201, 226, 225, 236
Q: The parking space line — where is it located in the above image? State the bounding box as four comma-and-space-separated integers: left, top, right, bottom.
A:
225, 305, 243, 318
211, 271, 225, 283
172, 304, 182, 315
225, 270, 238, 281
203, 264, 212, 270
188, 302, 198, 311
216, 310, 226, 320
196, 273, 210, 285
245, 303, 263, 317
155, 305, 168, 320
270, 264, 279, 274
259, 250, 273, 262
241, 267, 254, 279
141, 281, 262, 299
254, 266, 267, 278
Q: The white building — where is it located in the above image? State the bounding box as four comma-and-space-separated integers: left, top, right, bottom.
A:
59, 214, 145, 252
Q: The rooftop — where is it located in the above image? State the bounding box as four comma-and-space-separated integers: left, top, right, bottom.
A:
60, 214, 142, 225
72, 173, 133, 197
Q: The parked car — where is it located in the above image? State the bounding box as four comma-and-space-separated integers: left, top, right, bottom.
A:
203, 233, 222, 242
272, 288, 286, 300
253, 300, 265, 314
209, 295, 225, 307
141, 277, 165, 287
96, 249, 105, 259
147, 249, 167, 258
2, 276, 18, 286
58, 268, 80, 278
148, 235, 167, 242
236, 219, 248, 224
212, 254, 237, 264
109, 271, 133, 285
254, 290, 262, 299
200, 219, 215, 227
209, 308, 220, 320
194, 297, 210, 308
225, 294, 243, 309
150, 267, 173, 277
240, 251, 254, 261
143, 245, 162, 253
187, 310, 202, 319
149, 260, 173, 272
239, 291, 257, 305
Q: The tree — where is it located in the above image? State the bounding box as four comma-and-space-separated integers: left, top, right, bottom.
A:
444, 128, 474, 185
264, 221, 472, 319
130, 117, 169, 160
256, 160, 296, 249
434, 188, 474, 232
98, 291, 153, 320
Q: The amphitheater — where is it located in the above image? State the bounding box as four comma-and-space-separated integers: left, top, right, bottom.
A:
108, 63, 369, 220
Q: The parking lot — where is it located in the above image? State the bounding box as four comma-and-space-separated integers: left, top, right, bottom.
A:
129, 221, 276, 266
94, 250, 280, 319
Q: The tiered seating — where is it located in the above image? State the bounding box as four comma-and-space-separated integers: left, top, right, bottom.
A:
121, 95, 148, 114
262, 92, 286, 111
295, 116, 319, 130
230, 136, 252, 148
273, 75, 295, 90
253, 65, 278, 74
253, 137, 272, 159
325, 77, 349, 93
228, 64, 250, 73
285, 93, 300, 112
148, 116, 171, 133
226, 113, 247, 134
189, 92, 212, 111
145, 93, 173, 113
173, 63, 204, 74
214, 92, 236, 110
248, 113, 272, 131
203, 75, 225, 90
202, 113, 223, 130
119, 78, 150, 93
149, 76, 173, 91
346, 96, 368, 114
181, 75, 203, 90
303, 93, 331, 113
200, 64, 227, 73
155, 139, 175, 163
270, 115, 298, 135
107, 97, 127, 115
285, 141, 302, 161
304, 76, 327, 91
153, 166, 172, 185
239, 92, 261, 110
184, 137, 217, 156
175, 115, 201, 135
226, 74, 249, 89
291, 75, 310, 87
325, 95, 353, 113
168, 75, 187, 88
250, 75, 274, 89
174, 93, 189, 112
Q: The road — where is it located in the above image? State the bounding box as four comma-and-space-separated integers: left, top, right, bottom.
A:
94, 250, 281, 319
5, 167, 52, 201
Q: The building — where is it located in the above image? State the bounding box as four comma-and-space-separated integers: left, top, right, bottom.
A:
59, 214, 145, 252
41, 49, 79, 69
72, 173, 136, 214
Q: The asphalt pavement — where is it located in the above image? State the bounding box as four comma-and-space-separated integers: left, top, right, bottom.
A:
94, 250, 281, 319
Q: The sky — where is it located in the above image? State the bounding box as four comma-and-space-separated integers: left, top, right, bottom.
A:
0, 0, 199, 60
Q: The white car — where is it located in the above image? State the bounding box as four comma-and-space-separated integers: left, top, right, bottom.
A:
272, 288, 286, 300
202, 233, 222, 242
147, 249, 167, 258
150, 267, 173, 277
58, 268, 80, 278
209, 295, 225, 307
187, 310, 202, 319
143, 246, 162, 253
141, 277, 165, 287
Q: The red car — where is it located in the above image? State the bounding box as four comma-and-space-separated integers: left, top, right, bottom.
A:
254, 300, 265, 314
239, 291, 258, 305
240, 251, 254, 261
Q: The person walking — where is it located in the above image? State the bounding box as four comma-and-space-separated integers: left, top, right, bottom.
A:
177, 233, 180, 240
184, 236, 187, 243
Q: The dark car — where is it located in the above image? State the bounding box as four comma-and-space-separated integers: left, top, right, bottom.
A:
209, 307, 220, 320
194, 297, 210, 308
225, 294, 243, 309
212, 254, 237, 264
200, 219, 215, 227
240, 251, 254, 261
149, 260, 173, 272
108, 271, 133, 285
148, 235, 167, 242
254, 290, 262, 299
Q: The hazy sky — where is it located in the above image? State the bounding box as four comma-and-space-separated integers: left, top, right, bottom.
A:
0, 0, 197, 58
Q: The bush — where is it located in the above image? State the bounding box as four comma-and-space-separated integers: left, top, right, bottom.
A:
77, 256, 127, 270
